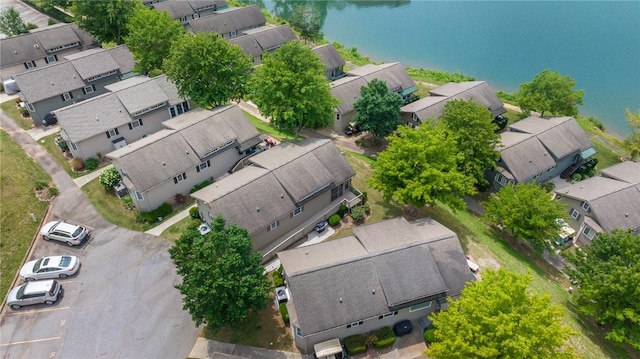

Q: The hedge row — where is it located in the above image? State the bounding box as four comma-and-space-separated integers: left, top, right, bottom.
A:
137, 203, 172, 224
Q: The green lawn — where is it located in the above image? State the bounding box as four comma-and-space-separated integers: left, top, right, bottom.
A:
159, 216, 200, 242
81, 178, 149, 232
37, 133, 110, 179
242, 111, 301, 142
1, 100, 34, 130
0, 130, 51, 300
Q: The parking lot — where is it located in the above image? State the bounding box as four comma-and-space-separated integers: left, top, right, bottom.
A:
0, 113, 200, 358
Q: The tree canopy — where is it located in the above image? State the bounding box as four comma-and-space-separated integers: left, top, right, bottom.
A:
565, 229, 640, 349
168, 216, 272, 330
289, 4, 323, 44
438, 99, 501, 186
72, 0, 140, 44
369, 125, 475, 210
483, 183, 566, 249
623, 108, 640, 161
248, 41, 338, 141
164, 32, 252, 108
0, 7, 28, 37
427, 269, 576, 359
124, 5, 184, 74
353, 79, 404, 139
517, 69, 584, 117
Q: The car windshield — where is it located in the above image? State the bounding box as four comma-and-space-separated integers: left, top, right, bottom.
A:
16, 285, 26, 299
71, 227, 84, 237
33, 258, 44, 271
59, 256, 72, 266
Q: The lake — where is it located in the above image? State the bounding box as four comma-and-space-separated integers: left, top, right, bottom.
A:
263, 0, 640, 136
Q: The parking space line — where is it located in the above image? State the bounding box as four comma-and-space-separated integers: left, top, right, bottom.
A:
4, 306, 69, 316
0, 336, 60, 347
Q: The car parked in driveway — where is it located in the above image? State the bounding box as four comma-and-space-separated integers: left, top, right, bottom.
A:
393, 319, 413, 337
7, 279, 63, 310
315, 220, 328, 233
40, 220, 90, 246
20, 255, 80, 281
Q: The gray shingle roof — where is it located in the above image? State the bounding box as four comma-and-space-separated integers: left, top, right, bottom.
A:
243, 24, 297, 51
312, 44, 346, 71
498, 132, 556, 182
115, 77, 169, 115
186, 5, 266, 34
510, 117, 593, 159
347, 63, 415, 92
192, 138, 355, 233
228, 35, 262, 57
0, 23, 94, 68
330, 76, 368, 114
278, 217, 474, 336
108, 130, 202, 192
188, 0, 227, 11
56, 93, 132, 143
153, 1, 195, 18
599, 161, 640, 184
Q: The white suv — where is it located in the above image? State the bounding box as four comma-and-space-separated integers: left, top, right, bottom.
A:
7, 280, 63, 310
40, 220, 90, 246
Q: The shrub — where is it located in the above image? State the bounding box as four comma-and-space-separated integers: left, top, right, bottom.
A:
361, 191, 368, 205
373, 326, 396, 348
279, 302, 290, 326
570, 173, 582, 183
69, 158, 84, 171
362, 203, 371, 214
48, 186, 58, 197
541, 182, 556, 193
47, 18, 57, 26
189, 207, 200, 219
20, 108, 29, 117
85, 157, 98, 170
328, 214, 341, 226
55, 136, 69, 152
26, 23, 38, 30
121, 195, 134, 210
344, 334, 367, 355
34, 180, 48, 190
272, 271, 284, 287
351, 205, 366, 222
365, 333, 378, 347
137, 203, 172, 223
423, 327, 438, 345
338, 203, 347, 217
99, 167, 122, 189
585, 116, 606, 132
190, 180, 211, 193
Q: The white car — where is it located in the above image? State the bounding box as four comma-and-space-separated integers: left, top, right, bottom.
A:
40, 220, 90, 246
20, 255, 80, 281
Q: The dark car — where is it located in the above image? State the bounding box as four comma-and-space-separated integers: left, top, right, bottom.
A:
42, 113, 58, 126
393, 319, 413, 337
344, 122, 362, 136
315, 220, 328, 233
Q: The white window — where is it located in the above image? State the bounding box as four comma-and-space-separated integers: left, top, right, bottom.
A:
135, 191, 144, 200
168, 101, 190, 118
196, 160, 210, 172
230, 30, 238, 37
173, 172, 186, 184
106, 128, 119, 138
581, 201, 590, 211
269, 221, 278, 231
70, 142, 77, 151
294, 326, 302, 337
410, 301, 432, 312
584, 226, 596, 239
412, 113, 418, 122
82, 85, 95, 94
26, 103, 35, 112
24, 61, 36, 69
378, 311, 399, 319
128, 119, 143, 129
570, 208, 580, 219
45, 54, 57, 64
61, 92, 73, 101
209, 212, 215, 221
346, 321, 363, 328
292, 206, 303, 217
192, 13, 200, 19
496, 174, 507, 186
180, 16, 188, 22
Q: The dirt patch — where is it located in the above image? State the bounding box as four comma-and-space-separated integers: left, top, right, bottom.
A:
356, 133, 388, 153
35, 187, 54, 202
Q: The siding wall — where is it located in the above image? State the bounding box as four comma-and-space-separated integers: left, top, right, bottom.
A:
331, 111, 356, 134
0, 47, 87, 81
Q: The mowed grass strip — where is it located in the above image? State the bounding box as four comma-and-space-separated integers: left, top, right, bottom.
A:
81, 178, 148, 232
0, 130, 50, 299
1, 100, 34, 130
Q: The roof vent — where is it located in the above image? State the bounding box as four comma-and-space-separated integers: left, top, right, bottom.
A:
186, 150, 189, 155
529, 158, 532, 163
13, 50, 17, 54
305, 250, 308, 255
33, 44, 39, 49
162, 161, 165, 166
372, 288, 375, 294
625, 213, 629, 217
339, 297, 342, 303
256, 206, 259, 212
280, 193, 284, 198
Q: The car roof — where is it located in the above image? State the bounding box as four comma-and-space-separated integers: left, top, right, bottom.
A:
54, 221, 81, 233
23, 280, 55, 294
41, 256, 71, 268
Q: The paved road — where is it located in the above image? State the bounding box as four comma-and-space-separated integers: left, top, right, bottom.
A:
0, 112, 200, 358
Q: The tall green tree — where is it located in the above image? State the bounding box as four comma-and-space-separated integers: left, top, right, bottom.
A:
369, 125, 475, 210
565, 229, 640, 349
517, 69, 584, 117
124, 5, 184, 74
169, 216, 272, 330
623, 108, 640, 160
164, 33, 252, 108
289, 4, 323, 44
0, 7, 28, 37
427, 269, 577, 359
73, 0, 140, 44
439, 99, 501, 186
483, 183, 566, 249
353, 79, 404, 140
248, 41, 338, 141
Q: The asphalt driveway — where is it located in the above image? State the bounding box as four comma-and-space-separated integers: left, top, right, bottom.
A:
0, 112, 200, 358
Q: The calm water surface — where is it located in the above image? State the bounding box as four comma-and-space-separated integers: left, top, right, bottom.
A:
264, 1, 640, 135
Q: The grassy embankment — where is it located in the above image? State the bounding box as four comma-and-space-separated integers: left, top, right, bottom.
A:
0, 100, 33, 130
0, 130, 51, 300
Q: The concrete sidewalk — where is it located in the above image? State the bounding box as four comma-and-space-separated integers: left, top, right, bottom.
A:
144, 203, 195, 236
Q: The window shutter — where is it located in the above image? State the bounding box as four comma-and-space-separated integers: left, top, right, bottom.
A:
24, 63, 29, 69
61, 94, 66, 101
196, 166, 200, 173
82, 87, 86, 95
45, 57, 49, 64
128, 123, 132, 130
174, 177, 178, 184
106, 131, 111, 139
206, 160, 210, 166
115, 128, 119, 135
54, 55, 58, 61
139, 119, 143, 126
69, 92, 73, 99
182, 172, 186, 180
